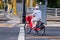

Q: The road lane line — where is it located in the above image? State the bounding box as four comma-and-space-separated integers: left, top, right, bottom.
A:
18, 24, 25, 40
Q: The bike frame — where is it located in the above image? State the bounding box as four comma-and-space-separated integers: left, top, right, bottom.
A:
26, 15, 44, 31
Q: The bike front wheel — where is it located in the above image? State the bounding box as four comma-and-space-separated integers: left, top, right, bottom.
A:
24, 23, 31, 34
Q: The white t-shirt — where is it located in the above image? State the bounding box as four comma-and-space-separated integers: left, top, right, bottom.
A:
32, 10, 42, 19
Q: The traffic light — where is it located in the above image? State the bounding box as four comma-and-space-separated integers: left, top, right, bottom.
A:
32, 0, 36, 7
26, 0, 30, 7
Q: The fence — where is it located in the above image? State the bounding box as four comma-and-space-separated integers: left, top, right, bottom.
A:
47, 8, 60, 17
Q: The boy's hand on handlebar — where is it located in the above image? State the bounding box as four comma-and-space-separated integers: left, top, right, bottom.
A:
33, 15, 35, 17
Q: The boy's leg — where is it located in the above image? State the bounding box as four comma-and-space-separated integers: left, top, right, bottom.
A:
31, 20, 37, 28
31, 17, 37, 28
32, 21, 37, 28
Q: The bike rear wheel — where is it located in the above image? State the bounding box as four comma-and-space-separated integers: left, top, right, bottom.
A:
36, 25, 45, 36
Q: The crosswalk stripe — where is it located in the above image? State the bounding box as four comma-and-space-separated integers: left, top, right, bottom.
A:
18, 24, 25, 40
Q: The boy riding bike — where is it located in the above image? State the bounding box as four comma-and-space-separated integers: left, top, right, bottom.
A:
25, 6, 45, 35
26, 6, 42, 28
31, 6, 42, 28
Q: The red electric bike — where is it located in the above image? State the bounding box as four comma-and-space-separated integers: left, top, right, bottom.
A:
24, 16, 45, 36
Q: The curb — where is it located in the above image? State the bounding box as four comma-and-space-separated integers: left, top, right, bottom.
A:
45, 25, 60, 28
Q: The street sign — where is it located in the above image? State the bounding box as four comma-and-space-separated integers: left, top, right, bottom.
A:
39, 0, 47, 24
39, 5, 47, 24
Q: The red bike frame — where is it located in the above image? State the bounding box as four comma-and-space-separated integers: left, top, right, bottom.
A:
26, 15, 41, 31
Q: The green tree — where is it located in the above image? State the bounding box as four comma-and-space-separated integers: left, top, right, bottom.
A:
56, 0, 60, 8
47, 0, 57, 8
36, 0, 60, 8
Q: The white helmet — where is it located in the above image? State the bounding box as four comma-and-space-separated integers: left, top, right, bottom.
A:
35, 6, 39, 9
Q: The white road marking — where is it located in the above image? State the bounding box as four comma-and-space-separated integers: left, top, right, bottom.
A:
18, 24, 25, 40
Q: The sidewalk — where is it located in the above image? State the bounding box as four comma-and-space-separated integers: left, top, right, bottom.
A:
45, 24, 60, 27
0, 17, 20, 27
0, 20, 60, 27
0, 15, 60, 28
45, 21, 60, 27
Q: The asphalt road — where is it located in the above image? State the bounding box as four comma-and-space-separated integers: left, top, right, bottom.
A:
0, 27, 20, 40
0, 27, 60, 40
26, 27, 60, 40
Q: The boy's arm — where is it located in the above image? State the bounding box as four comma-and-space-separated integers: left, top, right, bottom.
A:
32, 11, 36, 17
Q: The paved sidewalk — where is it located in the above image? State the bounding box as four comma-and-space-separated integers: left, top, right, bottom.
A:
0, 21, 60, 27
45, 21, 60, 27
45, 24, 60, 27
0, 15, 60, 28
0, 18, 20, 27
